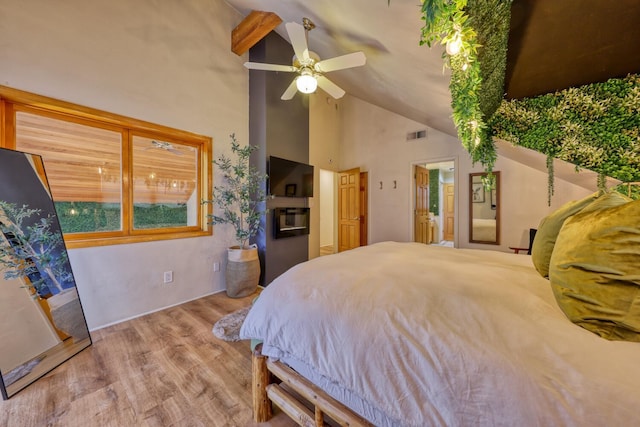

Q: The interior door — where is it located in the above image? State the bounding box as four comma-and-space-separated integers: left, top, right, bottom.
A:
414, 165, 430, 244
338, 168, 360, 252
444, 183, 455, 241
359, 171, 368, 247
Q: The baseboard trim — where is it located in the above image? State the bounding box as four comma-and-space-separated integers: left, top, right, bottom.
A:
89, 289, 226, 332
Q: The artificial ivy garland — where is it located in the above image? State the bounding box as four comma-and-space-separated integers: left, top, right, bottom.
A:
419, 0, 512, 176
491, 74, 640, 184
418, 0, 639, 202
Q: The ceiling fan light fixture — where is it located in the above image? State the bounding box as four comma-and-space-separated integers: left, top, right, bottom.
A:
245, 20, 365, 100
296, 72, 317, 94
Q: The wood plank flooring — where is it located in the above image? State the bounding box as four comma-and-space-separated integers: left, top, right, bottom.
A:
319, 245, 335, 257
0, 291, 296, 427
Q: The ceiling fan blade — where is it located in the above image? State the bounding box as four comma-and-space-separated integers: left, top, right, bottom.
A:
316, 76, 345, 99
244, 62, 297, 72
285, 22, 310, 62
149, 140, 184, 156
281, 78, 299, 100
314, 51, 366, 73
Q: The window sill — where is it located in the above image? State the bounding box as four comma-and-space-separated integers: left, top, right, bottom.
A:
65, 229, 212, 249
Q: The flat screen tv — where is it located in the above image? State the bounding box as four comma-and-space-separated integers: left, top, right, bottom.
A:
268, 156, 314, 197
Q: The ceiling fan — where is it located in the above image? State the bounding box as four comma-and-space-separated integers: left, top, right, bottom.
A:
147, 140, 183, 156
243, 18, 366, 100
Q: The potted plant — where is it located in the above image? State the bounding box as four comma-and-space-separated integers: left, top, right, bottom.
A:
204, 133, 269, 298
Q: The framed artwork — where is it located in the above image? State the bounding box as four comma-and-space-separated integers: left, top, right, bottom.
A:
472, 183, 485, 203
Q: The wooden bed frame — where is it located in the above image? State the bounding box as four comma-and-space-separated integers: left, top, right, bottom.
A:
252, 345, 373, 426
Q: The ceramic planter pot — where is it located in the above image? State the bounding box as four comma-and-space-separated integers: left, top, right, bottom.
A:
226, 244, 260, 298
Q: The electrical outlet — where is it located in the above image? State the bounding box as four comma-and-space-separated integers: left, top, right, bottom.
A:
213, 262, 220, 272
163, 271, 173, 283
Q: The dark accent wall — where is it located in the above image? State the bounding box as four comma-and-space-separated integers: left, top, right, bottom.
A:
249, 32, 310, 286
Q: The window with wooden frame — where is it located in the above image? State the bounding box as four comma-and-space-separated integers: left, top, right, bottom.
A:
0, 86, 212, 248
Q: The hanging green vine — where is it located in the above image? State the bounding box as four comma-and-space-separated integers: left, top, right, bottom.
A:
597, 173, 608, 194
616, 182, 640, 200
419, 0, 512, 175
546, 155, 555, 206
417, 1, 639, 201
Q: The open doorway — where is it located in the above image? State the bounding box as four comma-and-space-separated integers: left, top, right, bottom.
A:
319, 169, 336, 256
318, 168, 369, 256
413, 160, 456, 247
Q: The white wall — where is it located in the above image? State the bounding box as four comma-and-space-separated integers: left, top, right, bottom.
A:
340, 95, 463, 245
339, 95, 594, 252
0, 0, 248, 329
496, 155, 594, 248
0, 278, 60, 371
309, 92, 343, 258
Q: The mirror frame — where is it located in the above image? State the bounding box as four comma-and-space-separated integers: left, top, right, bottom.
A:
469, 171, 500, 245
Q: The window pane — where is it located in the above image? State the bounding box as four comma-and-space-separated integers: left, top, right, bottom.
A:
131, 136, 198, 230
15, 111, 122, 233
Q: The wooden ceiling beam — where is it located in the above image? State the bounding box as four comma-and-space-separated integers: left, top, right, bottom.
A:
231, 10, 282, 56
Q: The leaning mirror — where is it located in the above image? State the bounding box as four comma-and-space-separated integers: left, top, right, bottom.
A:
0, 148, 91, 399
469, 172, 500, 245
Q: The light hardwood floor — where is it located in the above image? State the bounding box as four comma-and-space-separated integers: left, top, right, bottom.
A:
319, 245, 335, 257
0, 291, 296, 427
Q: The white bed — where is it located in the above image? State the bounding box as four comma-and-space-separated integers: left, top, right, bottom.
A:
240, 242, 640, 426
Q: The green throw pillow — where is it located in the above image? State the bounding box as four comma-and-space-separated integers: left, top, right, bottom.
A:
549, 199, 640, 342
531, 192, 598, 278
576, 190, 632, 214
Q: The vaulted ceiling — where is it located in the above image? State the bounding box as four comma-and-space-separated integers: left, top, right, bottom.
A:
226, 0, 456, 135
225, 0, 640, 138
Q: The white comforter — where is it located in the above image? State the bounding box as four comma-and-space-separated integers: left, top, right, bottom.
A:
240, 242, 640, 427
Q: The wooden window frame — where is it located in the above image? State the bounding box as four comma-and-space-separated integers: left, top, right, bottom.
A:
0, 85, 212, 248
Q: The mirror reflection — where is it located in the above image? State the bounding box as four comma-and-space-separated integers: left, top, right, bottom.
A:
0, 148, 91, 399
414, 161, 455, 247
469, 172, 500, 244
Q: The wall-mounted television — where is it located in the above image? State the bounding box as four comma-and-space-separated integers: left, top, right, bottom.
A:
268, 156, 314, 197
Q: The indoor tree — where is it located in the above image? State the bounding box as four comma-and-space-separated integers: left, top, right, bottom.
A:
0, 201, 72, 296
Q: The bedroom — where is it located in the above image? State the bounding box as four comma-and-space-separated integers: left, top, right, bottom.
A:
1, 0, 638, 425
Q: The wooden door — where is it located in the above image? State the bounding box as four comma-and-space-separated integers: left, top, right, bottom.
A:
359, 171, 368, 247
443, 183, 455, 241
338, 168, 361, 252
414, 165, 430, 244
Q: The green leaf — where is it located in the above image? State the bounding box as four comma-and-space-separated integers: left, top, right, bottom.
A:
203, 134, 270, 248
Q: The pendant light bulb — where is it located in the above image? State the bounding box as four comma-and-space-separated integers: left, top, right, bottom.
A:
296, 71, 318, 94
446, 35, 463, 56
